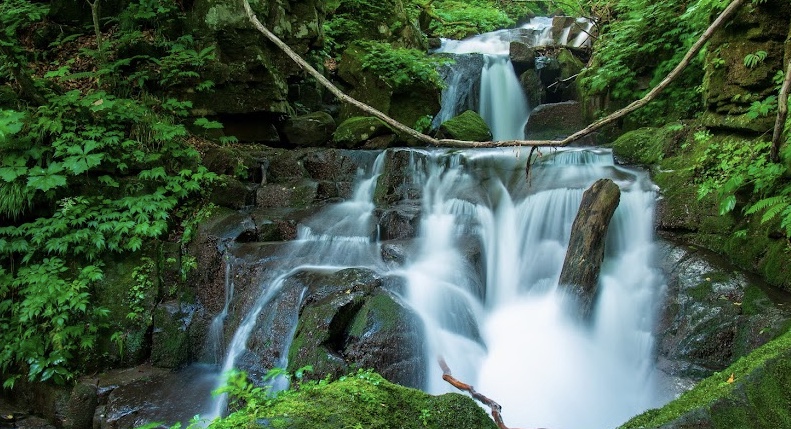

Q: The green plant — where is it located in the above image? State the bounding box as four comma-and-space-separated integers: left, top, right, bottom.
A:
743, 50, 768, 68
358, 41, 450, 90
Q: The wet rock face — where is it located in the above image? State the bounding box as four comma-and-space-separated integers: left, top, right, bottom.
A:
524, 101, 587, 140
279, 268, 426, 388
655, 239, 791, 380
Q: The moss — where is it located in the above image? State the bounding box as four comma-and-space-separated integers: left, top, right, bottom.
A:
333, 116, 394, 148
619, 327, 791, 428
438, 110, 492, 141
610, 124, 682, 165
233, 371, 498, 429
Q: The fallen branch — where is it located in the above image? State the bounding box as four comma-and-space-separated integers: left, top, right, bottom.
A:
439, 357, 536, 429
241, 0, 744, 148
771, 59, 791, 162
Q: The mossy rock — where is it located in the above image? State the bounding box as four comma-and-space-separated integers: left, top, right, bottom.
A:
241, 371, 499, 429
333, 116, 394, 148
620, 327, 791, 428
437, 110, 492, 141
282, 112, 337, 147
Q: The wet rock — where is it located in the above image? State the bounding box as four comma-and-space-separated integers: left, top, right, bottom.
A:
378, 202, 422, 240
283, 268, 426, 388
510, 41, 537, 73
374, 149, 427, 205
520, 70, 545, 107
655, 238, 791, 380
255, 179, 319, 209
282, 112, 337, 147
381, 240, 412, 266
63, 382, 97, 429
535, 55, 561, 86
524, 101, 587, 140
208, 176, 255, 209
151, 302, 199, 369
559, 179, 621, 320
437, 110, 492, 142
333, 117, 394, 148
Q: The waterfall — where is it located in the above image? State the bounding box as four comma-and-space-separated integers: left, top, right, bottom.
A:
400, 148, 670, 429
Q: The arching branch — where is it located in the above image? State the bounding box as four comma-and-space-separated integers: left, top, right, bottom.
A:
241, 0, 745, 148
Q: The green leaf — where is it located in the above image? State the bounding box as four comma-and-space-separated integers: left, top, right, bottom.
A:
719, 194, 737, 215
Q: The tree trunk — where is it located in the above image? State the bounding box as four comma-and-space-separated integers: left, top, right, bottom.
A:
771, 59, 791, 162
558, 178, 620, 320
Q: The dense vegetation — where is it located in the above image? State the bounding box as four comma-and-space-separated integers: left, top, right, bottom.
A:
2, 0, 791, 427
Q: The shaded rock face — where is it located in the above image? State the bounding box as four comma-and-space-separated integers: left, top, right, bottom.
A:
282, 112, 337, 147
524, 101, 587, 139
238, 268, 425, 387
701, 0, 791, 133
655, 239, 791, 380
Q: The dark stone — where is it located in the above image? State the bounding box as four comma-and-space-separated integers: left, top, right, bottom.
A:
524, 101, 587, 140
63, 382, 97, 429
255, 179, 319, 209
378, 202, 422, 240
654, 238, 791, 380
374, 150, 427, 206
510, 41, 537, 74
333, 117, 394, 148
151, 302, 198, 369
520, 70, 545, 107
282, 112, 337, 147
558, 178, 621, 320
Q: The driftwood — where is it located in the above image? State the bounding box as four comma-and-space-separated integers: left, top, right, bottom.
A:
558, 178, 620, 319
241, 0, 745, 149
438, 357, 535, 429
771, 59, 791, 162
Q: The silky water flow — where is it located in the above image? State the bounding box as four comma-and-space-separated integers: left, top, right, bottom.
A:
199, 17, 674, 429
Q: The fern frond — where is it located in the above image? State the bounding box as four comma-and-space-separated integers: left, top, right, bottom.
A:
745, 195, 787, 215
761, 200, 788, 224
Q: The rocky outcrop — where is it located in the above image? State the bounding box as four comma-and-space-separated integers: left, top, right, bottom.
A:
524, 101, 587, 139
701, 0, 791, 133
333, 116, 394, 148
283, 112, 337, 147
559, 178, 621, 319
654, 239, 791, 380
437, 110, 493, 141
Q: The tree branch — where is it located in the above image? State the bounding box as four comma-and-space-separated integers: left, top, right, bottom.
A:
771, 59, 791, 162
241, 0, 744, 148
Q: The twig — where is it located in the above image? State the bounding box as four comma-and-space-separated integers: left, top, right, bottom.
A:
439, 357, 536, 429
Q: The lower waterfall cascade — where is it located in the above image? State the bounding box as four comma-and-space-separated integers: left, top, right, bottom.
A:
202, 146, 676, 429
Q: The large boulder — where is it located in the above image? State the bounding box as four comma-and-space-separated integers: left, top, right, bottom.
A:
437, 110, 492, 141
282, 112, 337, 147
654, 239, 791, 380
284, 268, 426, 388
524, 101, 587, 139
333, 116, 394, 148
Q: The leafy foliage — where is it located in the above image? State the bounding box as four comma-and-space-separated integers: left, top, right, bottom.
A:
358, 41, 450, 89
578, 0, 720, 124
0, 0, 219, 387
426, 0, 515, 39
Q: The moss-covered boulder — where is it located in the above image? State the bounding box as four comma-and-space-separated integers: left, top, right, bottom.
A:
620, 327, 791, 429
285, 268, 426, 388
333, 116, 394, 148
655, 240, 791, 379
437, 110, 492, 141
186, 0, 327, 134
282, 112, 337, 147
336, 43, 441, 127
556, 47, 584, 100
225, 370, 498, 429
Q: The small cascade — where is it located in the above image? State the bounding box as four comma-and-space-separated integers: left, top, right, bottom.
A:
206, 255, 235, 365
479, 55, 530, 140
571, 18, 595, 48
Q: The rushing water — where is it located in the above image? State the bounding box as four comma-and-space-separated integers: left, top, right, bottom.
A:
197, 16, 673, 429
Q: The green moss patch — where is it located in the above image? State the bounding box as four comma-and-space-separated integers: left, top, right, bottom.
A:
620, 327, 791, 428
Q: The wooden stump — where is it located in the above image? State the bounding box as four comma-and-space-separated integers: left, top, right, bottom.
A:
559, 178, 621, 319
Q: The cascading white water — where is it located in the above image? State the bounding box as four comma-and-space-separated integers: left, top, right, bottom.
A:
402, 148, 671, 429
